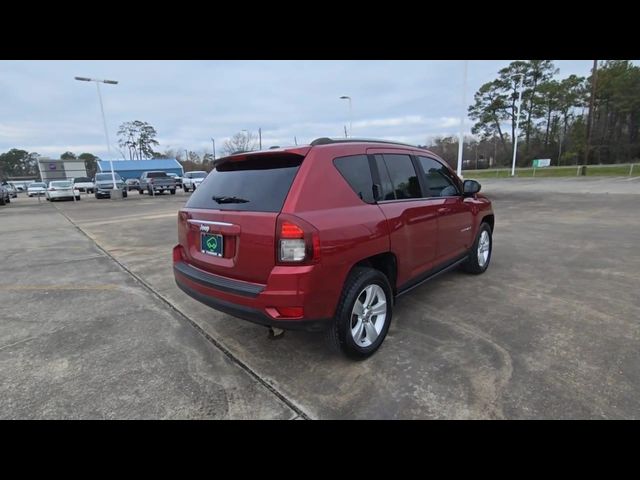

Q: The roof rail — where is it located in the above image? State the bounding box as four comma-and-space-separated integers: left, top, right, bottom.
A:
310, 137, 422, 149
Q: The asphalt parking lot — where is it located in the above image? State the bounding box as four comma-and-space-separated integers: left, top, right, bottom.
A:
1, 177, 639, 419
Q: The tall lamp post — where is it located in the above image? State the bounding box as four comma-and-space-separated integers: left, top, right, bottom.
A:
339, 96, 352, 138
211, 138, 216, 160
74, 76, 119, 192
511, 75, 524, 177
456, 60, 468, 178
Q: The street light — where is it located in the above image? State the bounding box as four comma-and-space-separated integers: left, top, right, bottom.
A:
511, 75, 524, 177
339, 96, 352, 138
74, 76, 119, 193
456, 61, 468, 179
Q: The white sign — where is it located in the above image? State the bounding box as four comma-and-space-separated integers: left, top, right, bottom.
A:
533, 159, 551, 168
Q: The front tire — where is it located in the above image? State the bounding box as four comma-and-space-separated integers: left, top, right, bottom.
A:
327, 267, 393, 360
463, 222, 492, 274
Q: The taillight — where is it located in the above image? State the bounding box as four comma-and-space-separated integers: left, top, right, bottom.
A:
276, 215, 320, 265
48, 188, 56, 191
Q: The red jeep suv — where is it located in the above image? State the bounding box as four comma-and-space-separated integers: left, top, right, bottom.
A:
173, 138, 494, 359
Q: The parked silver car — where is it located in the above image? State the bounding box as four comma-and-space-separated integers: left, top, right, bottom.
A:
0, 184, 10, 205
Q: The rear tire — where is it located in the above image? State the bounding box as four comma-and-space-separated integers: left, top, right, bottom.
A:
170, 189, 176, 195
327, 267, 393, 360
462, 222, 492, 274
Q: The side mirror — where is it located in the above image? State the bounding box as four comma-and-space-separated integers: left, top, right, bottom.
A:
463, 179, 481, 196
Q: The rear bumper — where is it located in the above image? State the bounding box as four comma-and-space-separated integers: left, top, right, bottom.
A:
47, 191, 78, 199
173, 261, 333, 332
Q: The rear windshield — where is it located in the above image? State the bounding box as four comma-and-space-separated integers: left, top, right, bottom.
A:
186, 155, 303, 212
147, 172, 168, 178
31, 183, 45, 187
187, 171, 207, 179
74, 177, 90, 183
51, 181, 72, 187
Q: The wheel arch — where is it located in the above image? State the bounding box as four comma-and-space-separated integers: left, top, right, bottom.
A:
351, 251, 398, 297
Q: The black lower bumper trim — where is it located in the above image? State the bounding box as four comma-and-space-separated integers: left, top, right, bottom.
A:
175, 277, 331, 332
174, 262, 264, 298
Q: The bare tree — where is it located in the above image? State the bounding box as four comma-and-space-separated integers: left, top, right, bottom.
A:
222, 131, 258, 156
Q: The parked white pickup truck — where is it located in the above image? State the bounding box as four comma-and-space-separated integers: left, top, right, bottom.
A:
73, 177, 95, 193
182, 171, 208, 192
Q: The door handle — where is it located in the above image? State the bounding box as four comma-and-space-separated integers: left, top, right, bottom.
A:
437, 207, 450, 215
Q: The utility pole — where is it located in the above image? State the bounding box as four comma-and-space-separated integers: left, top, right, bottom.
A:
585, 60, 598, 165
294, 136, 297, 145
259, 128, 262, 150
211, 138, 216, 160
344, 125, 348, 138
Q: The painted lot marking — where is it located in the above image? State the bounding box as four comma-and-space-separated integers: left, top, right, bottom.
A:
78, 212, 177, 227
0, 284, 120, 291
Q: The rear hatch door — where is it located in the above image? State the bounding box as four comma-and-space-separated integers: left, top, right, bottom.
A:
180, 149, 309, 284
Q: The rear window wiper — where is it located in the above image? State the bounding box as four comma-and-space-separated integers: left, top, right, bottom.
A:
212, 195, 250, 204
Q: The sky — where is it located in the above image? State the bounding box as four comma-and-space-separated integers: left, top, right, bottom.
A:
0, 60, 599, 159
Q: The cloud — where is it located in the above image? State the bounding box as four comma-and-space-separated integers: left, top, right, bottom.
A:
0, 60, 600, 157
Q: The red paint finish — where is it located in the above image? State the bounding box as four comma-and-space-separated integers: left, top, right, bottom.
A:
174, 140, 494, 328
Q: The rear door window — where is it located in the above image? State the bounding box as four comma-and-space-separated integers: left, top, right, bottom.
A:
333, 155, 375, 203
186, 154, 304, 212
372, 154, 397, 200
147, 172, 168, 178
380, 154, 422, 200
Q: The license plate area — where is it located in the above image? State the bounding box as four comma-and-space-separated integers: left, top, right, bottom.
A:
201, 233, 224, 257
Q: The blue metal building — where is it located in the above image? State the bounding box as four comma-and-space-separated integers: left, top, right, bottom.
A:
96, 159, 184, 180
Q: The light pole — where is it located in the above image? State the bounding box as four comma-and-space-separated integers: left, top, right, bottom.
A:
340, 96, 352, 138
74, 77, 119, 191
456, 60, 468, 179
511, 75, 524, 177
211, 138, 216, 160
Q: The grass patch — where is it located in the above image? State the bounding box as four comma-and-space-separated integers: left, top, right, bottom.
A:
463, 164, 638, 179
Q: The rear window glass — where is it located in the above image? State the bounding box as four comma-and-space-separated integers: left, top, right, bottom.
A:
333, 155, 375, 203
187, 171, 207, 178
96, 173, 122, 181
147, 172, 168, 178
186, 155, 303, 212
74, 177, 90, 183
